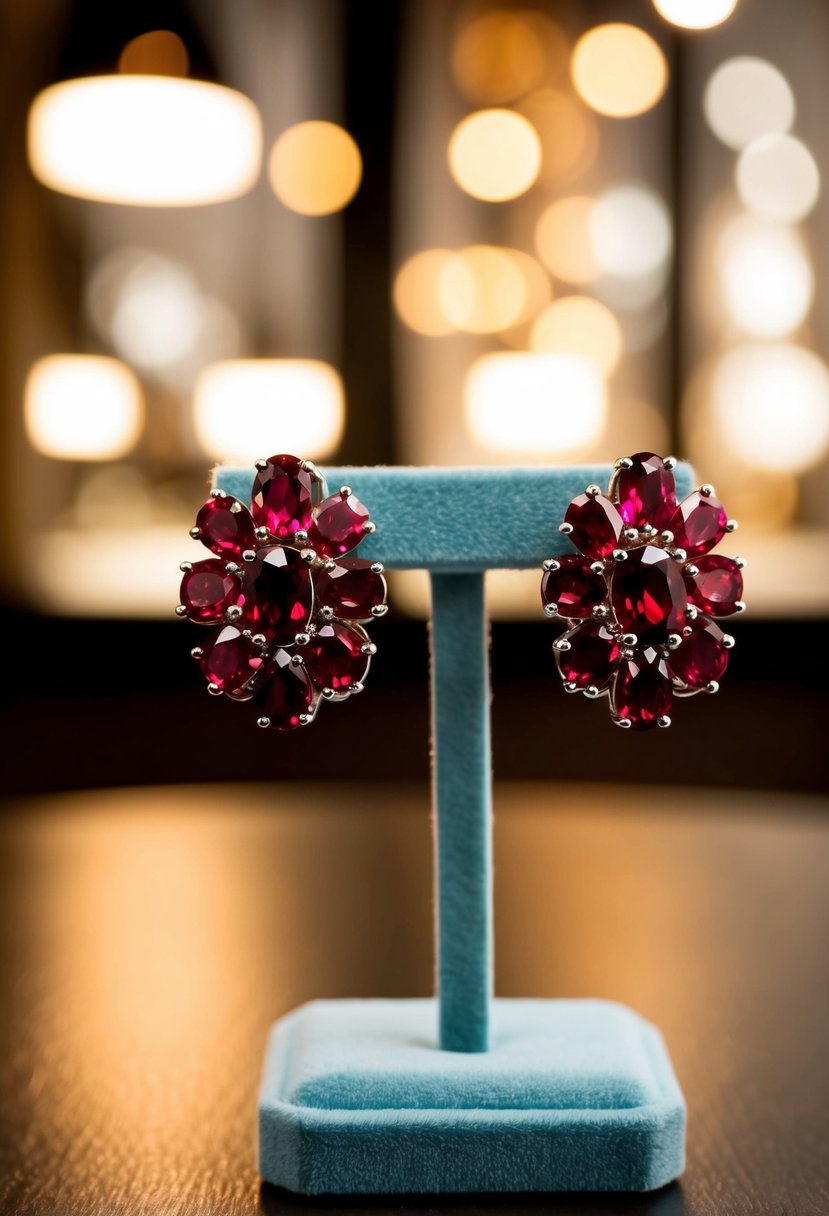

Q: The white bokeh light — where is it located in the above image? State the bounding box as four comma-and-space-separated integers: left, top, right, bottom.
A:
718, 217, 813, 338
703, 57, 794, 151
25, 355, 144, 460
193, 359, 344, 463
652, 0, 738, 29
712, 344, 829, 472
589, 185, 672, 279
465, 352, 606, 455
736, 133, 820, 225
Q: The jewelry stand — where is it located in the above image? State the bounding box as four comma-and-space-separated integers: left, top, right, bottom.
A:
215, 464, 689, 1195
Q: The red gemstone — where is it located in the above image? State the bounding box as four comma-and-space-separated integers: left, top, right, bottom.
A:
302, 622, 370, 692
199, 625, 263, 692
314, 558, 386, 620
610, 545, 687, 645
557, 622, 621, 689
238, 546, 313, 644
564, 494, 623, 559
616, 452, 677, 531
308, 492, 370, 558
686, 555, 743, 616
541, 557, 607, 619
257, 649, 316, 730
668, 615, 729, 688
671, 491, 728, 558
195, 495, 256, 557
251, 454, 316, 539
180, 560, 238, 623
612, 649, 673, 730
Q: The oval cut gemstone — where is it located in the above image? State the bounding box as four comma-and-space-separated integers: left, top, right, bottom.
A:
541, 557, 607, 619
302, 622, 370, 693
616, 452, 677, 531
180, 559, 238, 623
308, 492, 370, 557
610, 545, 687, 644
251, 454, 317, 539
314, 558, 386, 620
199, 625, 263, 692
668, 615, 729, 688
671, 491, 728, 558
238, 546, 313, 643
195, 495, 256, 557
686, 555, 743, 616
557, 623, 621, 689
257, 649, 316, 730
612, 649, 673, 730
564, 494, 623, 559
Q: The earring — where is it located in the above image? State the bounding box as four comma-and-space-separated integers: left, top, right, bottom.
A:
178, 454, 387, 731
541, 452, 746, 730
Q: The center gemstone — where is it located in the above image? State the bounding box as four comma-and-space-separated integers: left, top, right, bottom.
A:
239, 545, 313, 644
610, 545, 687, 645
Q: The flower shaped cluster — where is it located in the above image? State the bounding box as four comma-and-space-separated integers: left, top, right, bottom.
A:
541, 452, 746, 730
178, 454, 387, 731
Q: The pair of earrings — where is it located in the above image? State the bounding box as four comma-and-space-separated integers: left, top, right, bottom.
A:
177, 451, 745, 733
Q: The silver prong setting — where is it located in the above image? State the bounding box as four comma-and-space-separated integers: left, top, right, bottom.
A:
207, 683, 222, 696
726, 519, 739, 533
175, 604, 188, 617
722, 634, 735, 649
543, 559, 560, 573
370, 604, 388, 617
657, 715, 671, 728
663, 456, 677, 470
559, 522, 573, 536
257, 716, 271, 728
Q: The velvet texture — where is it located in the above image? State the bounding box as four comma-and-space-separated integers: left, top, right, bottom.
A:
258, 999, 686, 1194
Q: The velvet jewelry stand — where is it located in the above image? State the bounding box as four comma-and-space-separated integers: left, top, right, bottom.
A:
215, 464, 690, 1196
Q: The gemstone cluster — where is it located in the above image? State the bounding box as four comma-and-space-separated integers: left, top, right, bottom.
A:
178, 454, 387, 730
541, 452, 745, 730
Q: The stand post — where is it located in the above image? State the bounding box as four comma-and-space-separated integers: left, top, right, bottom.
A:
430, 573, 492, 1052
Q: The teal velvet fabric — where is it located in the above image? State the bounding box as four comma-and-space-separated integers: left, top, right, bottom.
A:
214, 463, 694, 571
258, 998, 686, 1194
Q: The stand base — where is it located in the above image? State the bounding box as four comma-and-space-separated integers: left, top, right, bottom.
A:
258, 998, 685, 1195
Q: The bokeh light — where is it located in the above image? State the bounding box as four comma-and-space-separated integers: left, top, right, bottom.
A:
718, 217, 813, 338
268, 121, 362, 216
448, 109, 541, 202
437, 246, 550, 333
571, 24, 667, 119
590, 185, 672, 279
451, 10, 568, 104
27, 77, 262, 206
736, 133, 820, 225
535, 196, 597, 284
530, 296, 622, 376
703, 57, 794, 151
118, 30, 189, 76
393, 250, 457, 336
651, 0, 738, 29
465, 352, 605, 454
711, 344, 829, 472
517, 89, 598, 185
25, 355, 144, 460
193, 359, 344, 462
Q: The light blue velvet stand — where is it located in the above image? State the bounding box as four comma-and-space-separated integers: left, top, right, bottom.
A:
215, 464, 691, 1196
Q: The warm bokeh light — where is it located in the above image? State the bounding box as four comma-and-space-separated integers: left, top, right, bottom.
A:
703, 57, 794, 151
437, 246, 550, 333
25, 355, 143, 461
517, 89, 598, 185
590, 185, 672, 279
268, 121, 362, 216
118, 30, 189, 76
465, 352, 605, 454
451, 10, 568, 104
718, 217, 813, 338
736, 134, 820, 225
393, 249, 457, 336
535, 196, 597, 284
571, 24, 667, 119
530, 296, 622, 376
711, 344, 829, 472
27, 76, 262, 206
193, 359, 344, 462
447, 109, 541, 202
651, 0, 738, 29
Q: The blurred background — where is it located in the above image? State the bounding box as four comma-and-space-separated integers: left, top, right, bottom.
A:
1, 0, 827, 794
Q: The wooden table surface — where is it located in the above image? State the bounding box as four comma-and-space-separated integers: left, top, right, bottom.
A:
1, 782, 827, 1215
